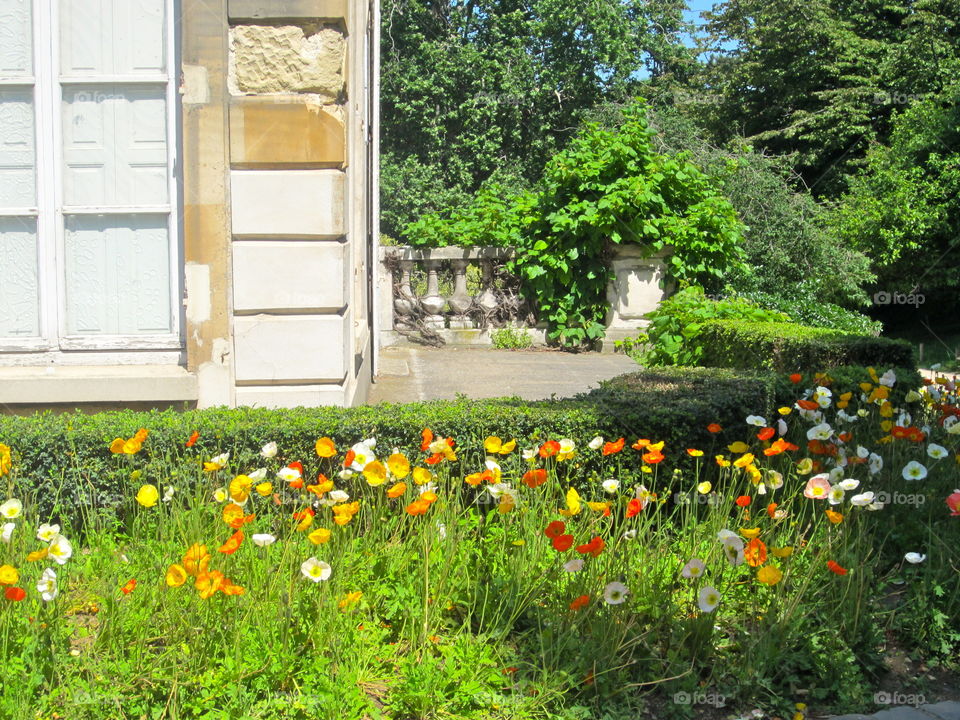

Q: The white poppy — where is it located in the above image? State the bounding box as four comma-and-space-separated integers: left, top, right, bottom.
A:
162, 486, 175, 503
563, 558, 584, 573
850, 491, 875, 507
588, 436, 604, 450
301, 557, 332, 582
603, 581, 629, 605
48, 534, 73, 565
260, 442, 278, 459
0, 499, 22, 520
838, 479, 860, 491
681, 559, 705, 579
745, 415, 767, 427
902, 461, 928, 481
879, 369, 897, 387
904, 552, 926, 564
1, 522, 13, 544
248, 468, 268, 481
698, 585, 720, 612
927, 444, 949, 460
601, 479, 620, 494
37, 567, 58, 602
328, 490, 350, 503
806, 423, 833, 441
37, 523, 60, 543
252, 533, 276, 547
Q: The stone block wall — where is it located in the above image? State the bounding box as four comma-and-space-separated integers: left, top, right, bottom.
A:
224, 0, 375, 408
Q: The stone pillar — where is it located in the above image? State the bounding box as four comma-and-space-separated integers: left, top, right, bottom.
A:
602, 245, 673, 353
223, 0, 374, 408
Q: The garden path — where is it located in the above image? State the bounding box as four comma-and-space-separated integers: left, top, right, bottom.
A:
829, 701, 960, 720
368, 345, 637, 404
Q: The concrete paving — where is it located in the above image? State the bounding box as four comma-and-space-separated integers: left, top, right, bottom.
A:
830, 702, 960, 720
367, 345, 638, 404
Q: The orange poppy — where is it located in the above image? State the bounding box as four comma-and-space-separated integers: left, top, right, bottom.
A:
796, 399, 819, 411
744, 538, 767, 567
186, 431, 199, 448
552, 534, 574, 552
522, 468, 548, 488
133, 428, 149, 443
120, 579, 136, 595
315, 437, 337, 458
544, 520, 566, 539
420, 428, 434, 452
343, 449, 356, 468
602, 438, 625, 455
569, 594, 590, 611
4, 587, 25, 602
576, 536, 605, 557
632, 438, 651, 450
766, 502, 779, 519
764, 438, 798, 456
735, 495, 751, 507
218, 529, 244, 555
626, 498, 643, 518
707, 423, 722, 434
789, 373, 802, 384
642, 450, 665, 464
406, 499, 430, 516
386, 482, 407, 499
539, 441, 560, 458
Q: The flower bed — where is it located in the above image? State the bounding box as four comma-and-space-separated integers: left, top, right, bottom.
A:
0, 367, 957, 718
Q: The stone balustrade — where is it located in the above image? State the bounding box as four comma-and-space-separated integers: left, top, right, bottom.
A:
377, 244, 672, 350
377, 246, 537, 344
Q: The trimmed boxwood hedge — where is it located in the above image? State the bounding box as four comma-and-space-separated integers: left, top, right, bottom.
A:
0, 365, 920, 528
697, 319, 916, 372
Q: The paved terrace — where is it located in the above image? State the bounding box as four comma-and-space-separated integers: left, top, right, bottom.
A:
368, 346, 638, 404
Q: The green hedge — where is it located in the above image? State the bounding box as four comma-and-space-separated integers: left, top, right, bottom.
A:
698, 320, 916, 371
0, 365, 920, 529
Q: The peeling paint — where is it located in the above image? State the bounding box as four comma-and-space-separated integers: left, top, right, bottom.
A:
184, 263, 212, 324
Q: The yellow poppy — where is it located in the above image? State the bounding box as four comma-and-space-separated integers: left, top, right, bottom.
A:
728, 441, 750, 454
740, 527, 761, 539
771, 546, 794, 558
363, 461, 387, 487
412, 467, 433, 485
315, 437, 337, 458
387, 453, 410, 479
757, 565, 783, 586
558, 487, 581, 517
308, 528, 332, 545
0, 565, 18, 585
165, 563, 188, 587
136, 485, 159, 508
255, 482, 273, 497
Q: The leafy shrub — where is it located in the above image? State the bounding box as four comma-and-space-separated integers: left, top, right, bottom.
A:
636, 286, 790, 367
509, 100, 747, 347
0, 368, 790, 528
490, 324, 534, 349
401, 181, 536, 248
698, 320, 916, 371
734, 288, 882, 335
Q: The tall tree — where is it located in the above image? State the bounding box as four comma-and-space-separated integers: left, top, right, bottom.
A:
691, 0, 960, 197
379, 0, 696, 238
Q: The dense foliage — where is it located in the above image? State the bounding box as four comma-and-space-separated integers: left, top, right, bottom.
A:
697, 320, 917, 372
380, 0, 695, 238
509, 103, 746, 346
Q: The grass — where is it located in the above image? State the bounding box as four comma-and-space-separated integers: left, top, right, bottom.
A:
0, 368, 958, 719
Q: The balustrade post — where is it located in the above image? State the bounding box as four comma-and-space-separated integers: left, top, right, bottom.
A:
420, 258, 446, 329
477, 259, 499, 314
393, 260, 416, 329
447, 259, 473, 329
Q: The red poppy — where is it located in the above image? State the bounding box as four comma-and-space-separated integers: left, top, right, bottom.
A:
827, 560, 848, 576
523, 468, 548, 488
552, 534, 574, 552
891, 425, 910, 439
539, 441, 560, 458
789, 373, 803, 384
766, 502, 779, 519
569, 594, 590, 611
757, 427, 775, 441
796, 399, 819, 411
420, 428, 434, 452
602, 438, 625, 455
4, 587, 26, 602
425, 454, 443, 465
218, 529, 244, 555
576, 536, 605, 557
807, 440, 838, 457
185, 431, 199, 448
735, 495, 751, 508
625, 498, 643, 518
837, 431, 853, 444
121, 579, 136, 595
343, 449, 356, 468
707, 423, 722, 434
544, 520, 566, 540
